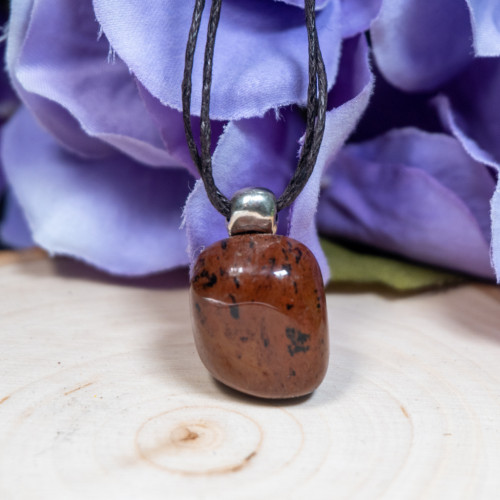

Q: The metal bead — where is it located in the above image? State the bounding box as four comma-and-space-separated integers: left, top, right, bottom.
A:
227, 187, 277, 236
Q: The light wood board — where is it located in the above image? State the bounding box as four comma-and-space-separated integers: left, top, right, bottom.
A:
1, 254, 500, 499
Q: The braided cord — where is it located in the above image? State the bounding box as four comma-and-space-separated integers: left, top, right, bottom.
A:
182, 0, 327, 219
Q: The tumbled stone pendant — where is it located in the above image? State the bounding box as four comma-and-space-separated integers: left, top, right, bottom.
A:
190, 188, 329, 399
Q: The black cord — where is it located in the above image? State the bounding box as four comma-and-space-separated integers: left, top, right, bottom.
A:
182, 0, 327, 219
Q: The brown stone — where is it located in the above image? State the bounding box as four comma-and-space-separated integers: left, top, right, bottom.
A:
190, 233, 329, 399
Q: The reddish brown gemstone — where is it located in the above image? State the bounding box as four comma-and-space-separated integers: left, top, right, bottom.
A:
190, 233, 329, 399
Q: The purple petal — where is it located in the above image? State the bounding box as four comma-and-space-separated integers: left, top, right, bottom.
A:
290, 35, 373, 280
0, 77, 18, 124
434, 59, 500, 169
0, 135, 4, 195
0, 166, 5, 197
433, 95, 498, 170
433, 58, 500, 280
318, 128, 495, 278
491, 186, 500, 283
6, 0, 112, 157
138, 83, 224, 178
275, 0, 331, 9
184, 35, 373, 283
371, 0, 474, 91
94, 0, 342, 120
276, 0, 383, 36
2, 107, 191, 275
10, 0, 179, 167
1, 190, 35, 248
340, 0, 382, 38
351, 65, 444, 143
465, 0, 500, 56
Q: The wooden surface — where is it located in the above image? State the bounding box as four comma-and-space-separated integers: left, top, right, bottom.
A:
1, 252, 500, 499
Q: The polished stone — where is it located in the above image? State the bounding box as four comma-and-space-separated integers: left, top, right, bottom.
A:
190, 233, 329, 399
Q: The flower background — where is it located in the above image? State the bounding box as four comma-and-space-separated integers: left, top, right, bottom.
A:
0, 0, 499, 285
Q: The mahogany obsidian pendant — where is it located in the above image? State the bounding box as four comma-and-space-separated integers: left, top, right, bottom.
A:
189, 188, 329, 399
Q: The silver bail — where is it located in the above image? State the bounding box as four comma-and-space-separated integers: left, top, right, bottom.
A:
227, 187, 277, 236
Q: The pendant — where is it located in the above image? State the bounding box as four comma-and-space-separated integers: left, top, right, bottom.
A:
190, 188, 329, 399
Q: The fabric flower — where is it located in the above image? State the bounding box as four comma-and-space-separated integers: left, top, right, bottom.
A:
1, 0, 378, 278
5, 0, 498, 283
318, 0, 500, 280
0, 2, 19, 241
318, 128, 495, 279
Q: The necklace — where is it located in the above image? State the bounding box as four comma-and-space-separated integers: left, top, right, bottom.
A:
182, 0, 329, 399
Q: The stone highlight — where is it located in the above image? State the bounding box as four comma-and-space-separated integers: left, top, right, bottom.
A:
190, 233, 329, 399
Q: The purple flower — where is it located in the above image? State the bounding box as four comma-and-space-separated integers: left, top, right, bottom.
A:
318, 128, 494, 279
0, 6, 20, 237
3, 0, 499, 282
1, 0, 376, 278
0, 75, 17, 198
317, 0, 500, 280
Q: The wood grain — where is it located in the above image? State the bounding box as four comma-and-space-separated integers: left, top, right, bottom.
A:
1, 256, 500, 499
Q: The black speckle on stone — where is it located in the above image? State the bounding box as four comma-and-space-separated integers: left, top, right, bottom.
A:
260, 320, 270, 347
249, 240, 255, 249
224, 326, 235, 339
287, 240, 293, 250
317, 303, 321, 309
261, 330, 270, 347
195, 269, 218, 289
229, 293, 237, 303
293, 247, 303, 264
237, 352, 242, 359
240, 336, 249, 342
269, 257, 276, 268
286, 304, 294, 310
219, 267, 225, 277
289, 368, 296, 377
285, 327, 311, 357
202, 270, 217, 288
293, 281, 298, 294
230, 304, 240, 319
297, 330, 310, 344
282, 263, 292, 274
221, 240, 227, 250
233, 277, 240, 289
194, 302, 206, 325
281, 247, 289, 260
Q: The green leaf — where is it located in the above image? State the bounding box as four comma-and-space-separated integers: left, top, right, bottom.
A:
321, 238, 471, 292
